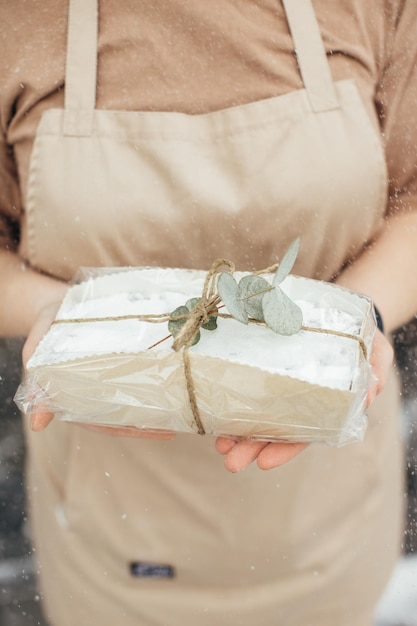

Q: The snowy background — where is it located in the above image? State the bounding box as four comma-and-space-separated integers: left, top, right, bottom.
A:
374, 554, 417, 626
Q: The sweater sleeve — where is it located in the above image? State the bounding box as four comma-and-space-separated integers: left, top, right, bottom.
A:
377, 0, 417, 217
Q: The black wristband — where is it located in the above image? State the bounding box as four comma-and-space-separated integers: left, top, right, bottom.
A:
373, 304, 384, 333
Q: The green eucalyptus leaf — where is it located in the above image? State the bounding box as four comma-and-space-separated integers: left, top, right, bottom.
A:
168, 305, 189, 337
262, 287, 303, 336
168, 304, 201, 346
202, 316, 218, 331
217, 272, 248, 324
273, 237, 300, 287
189, 330, 201, 346
238, 274, 271, 321
185, 297, 200, 311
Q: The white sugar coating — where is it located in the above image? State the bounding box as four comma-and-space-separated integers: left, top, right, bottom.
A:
29, 272, 369, 392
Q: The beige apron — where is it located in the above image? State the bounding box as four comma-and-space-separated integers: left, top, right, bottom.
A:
24, 1, 403, 625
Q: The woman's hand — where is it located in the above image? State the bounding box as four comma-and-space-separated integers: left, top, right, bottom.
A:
215, 437, 308, 473
216, 328, 393, 473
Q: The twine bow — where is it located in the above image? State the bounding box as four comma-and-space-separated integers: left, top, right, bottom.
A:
171, 259, 233, 352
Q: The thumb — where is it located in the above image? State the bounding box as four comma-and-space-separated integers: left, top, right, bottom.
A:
31, 407, 54, 431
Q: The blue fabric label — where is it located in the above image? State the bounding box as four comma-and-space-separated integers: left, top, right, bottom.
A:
130, 561, 175, 579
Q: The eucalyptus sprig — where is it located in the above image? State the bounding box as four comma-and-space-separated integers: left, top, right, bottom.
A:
168, 297, 218, 346
217, 238, 303, 336
167, 238, 303, 347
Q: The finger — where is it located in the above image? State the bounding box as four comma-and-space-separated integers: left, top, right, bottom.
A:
223, 440, 269, 473
256, 442, 308, 470
215, 436, 238, 455
371, 333, 394, 391
366, 330, 394, 408
78, 424, 175, 439
31, 409, 54, 431
365, 384, 378, 409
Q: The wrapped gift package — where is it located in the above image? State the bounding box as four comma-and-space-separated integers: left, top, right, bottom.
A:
16, 266, 377, 445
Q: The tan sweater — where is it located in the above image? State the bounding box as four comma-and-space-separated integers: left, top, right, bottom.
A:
0, 0, 417, 258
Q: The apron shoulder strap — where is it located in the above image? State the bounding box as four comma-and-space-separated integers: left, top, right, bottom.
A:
62, 0, 338, 136
63, 0, 98, 136
282, 0, 339, 112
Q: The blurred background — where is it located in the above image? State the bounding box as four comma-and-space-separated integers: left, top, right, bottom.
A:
0, 338, 46, 626
0, 326, 416, 626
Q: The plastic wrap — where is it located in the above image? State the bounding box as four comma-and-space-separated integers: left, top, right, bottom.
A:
15, 266, 377, 445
